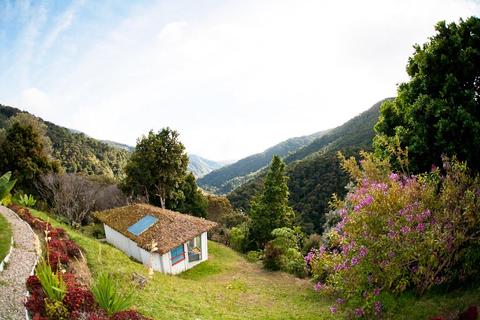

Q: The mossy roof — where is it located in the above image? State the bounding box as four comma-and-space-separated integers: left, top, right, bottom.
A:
95, 203, 217, 254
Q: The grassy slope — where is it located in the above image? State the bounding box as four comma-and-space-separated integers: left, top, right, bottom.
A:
30, 210, 334, 320
29, 209, 480, 319
0, 213, 12, 262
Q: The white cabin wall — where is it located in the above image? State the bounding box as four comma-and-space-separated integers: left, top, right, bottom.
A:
104, 224, 143, 265
103, 224, 210, 275
201, 232, 208, 261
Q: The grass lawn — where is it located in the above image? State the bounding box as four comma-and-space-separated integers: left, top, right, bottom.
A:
0, 213, 12, 262
30, 209, 335, 320
29, 209, 480, 320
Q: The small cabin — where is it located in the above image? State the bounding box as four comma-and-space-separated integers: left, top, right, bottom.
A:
96, 203, 217, 274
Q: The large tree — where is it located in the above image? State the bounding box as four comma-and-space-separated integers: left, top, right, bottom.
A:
374, 17, 480, 173
175, 172, 208, 217
122, 128, 189, 209
0, 113, 60, 193
248, 156, 294, 249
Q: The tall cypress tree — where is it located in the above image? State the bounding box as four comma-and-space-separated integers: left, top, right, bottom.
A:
248, 156, 294, 249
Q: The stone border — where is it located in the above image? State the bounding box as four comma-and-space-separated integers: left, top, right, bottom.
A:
9, 208, 40, 320
0, 236, 14, 272
0, 206, 40, 320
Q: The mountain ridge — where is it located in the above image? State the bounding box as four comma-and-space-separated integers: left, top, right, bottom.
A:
227, 98, 392, 233
0, 104, 227, 179
198, 130, 329, 194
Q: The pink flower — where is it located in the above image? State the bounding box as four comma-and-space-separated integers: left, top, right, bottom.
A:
387, 230, 397, 239
354, 195, 374, 211
314, 282, 324, 292
358, 246, 368, 258
389, 173, 399, 181
304, 251, 315, 264
336, 298, 345, 305
354, 308, 364, 318
373, 287, 381, 296
400, 226, 411, 234
416, 223, 425, 232
329, 306, 337, 314
374, 301, 382, 314
351, 257, 359, 266
319, 245, 326, 255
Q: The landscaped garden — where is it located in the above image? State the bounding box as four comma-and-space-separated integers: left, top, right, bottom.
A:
5, 207, 474, 320
24, 209, 335, 320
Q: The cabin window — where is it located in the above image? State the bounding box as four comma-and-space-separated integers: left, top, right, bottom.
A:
171, 245, 185, 265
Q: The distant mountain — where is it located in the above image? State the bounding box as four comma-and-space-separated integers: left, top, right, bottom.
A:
188, 154, 225, 178
227, 98, 391, 233
198, 130, 328, 194
0, 104, 129, 179
0, 104, 228, 181
101, 140, 135, 152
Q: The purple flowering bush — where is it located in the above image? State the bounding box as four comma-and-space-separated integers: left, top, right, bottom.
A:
307, 153, 480, 318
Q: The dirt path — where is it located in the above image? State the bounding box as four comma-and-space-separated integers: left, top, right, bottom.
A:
0, 206, 40, 320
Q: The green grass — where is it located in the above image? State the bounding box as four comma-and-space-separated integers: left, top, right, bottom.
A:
0, 213, 12, 262
30, 210, 334, 320
29, 209, 480, 319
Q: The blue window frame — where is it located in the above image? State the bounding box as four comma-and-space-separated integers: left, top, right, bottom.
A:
127, 215, 158, 236
171, 244, 185, 265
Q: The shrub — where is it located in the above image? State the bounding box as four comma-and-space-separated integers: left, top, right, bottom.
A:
64, 287, 95, 313
263, 227, 306, 277
262, 243, 282, 270
246, 251, 262, 263
229, 223, 249, 252
26, 275, 43, 295
309, 153, 480, 317
92, 273, 133, 316
45, 298, 69, 320
16, 193, 37, 207
302, 233, 322, 255
112, 310, 150, 320
25, 292, 46, 316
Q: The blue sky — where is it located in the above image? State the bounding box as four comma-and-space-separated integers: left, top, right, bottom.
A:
1, 0, 479, 161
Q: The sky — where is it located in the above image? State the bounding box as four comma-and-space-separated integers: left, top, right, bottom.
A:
0, 0, 479, 161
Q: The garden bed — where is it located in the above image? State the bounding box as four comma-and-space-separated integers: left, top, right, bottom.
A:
10, 205, 150, 320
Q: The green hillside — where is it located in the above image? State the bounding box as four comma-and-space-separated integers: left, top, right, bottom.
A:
198, 130, 328, 194
228, 99, 390, 233
0, 104, 222, 181
30, 209, 335, 320
0, 104, 129, 179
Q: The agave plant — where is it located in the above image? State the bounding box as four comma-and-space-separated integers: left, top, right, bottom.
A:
92, 273, 133, 316
0, 172, 16, 205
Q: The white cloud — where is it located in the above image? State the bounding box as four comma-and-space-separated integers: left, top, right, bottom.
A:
18, 87, 52, 115
157, 21, 189, 42
2, 0, 480, 160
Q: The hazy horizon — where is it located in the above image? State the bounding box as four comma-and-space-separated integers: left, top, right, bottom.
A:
1, 0, 479, 161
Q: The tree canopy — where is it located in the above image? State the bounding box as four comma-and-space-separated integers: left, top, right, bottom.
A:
174, 172, 208, 218
122, 128, 189, 208
0, 113, 60, 193
374, 17, 480, 173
